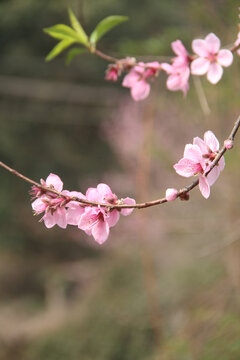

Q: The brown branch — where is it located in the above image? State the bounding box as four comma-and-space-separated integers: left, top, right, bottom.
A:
1, 115, 239, 210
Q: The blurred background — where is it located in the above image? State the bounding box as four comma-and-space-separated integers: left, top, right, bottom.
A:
0, 0, 239, 359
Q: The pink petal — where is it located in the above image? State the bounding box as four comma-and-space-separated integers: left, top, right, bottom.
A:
43, 212, 57, 228
92, 220, 110, 244
191, 57, 210, 75
199, 175, 210, 199
46, 174, 63, 192
32, 198, 46, 214
67, 207, 84, 226
207, 62, 223, 84
192, 39, 209, 57
161, 63, 173, 74
107, 209, 120, 227
193, 136, 208, 154
217, 49, 233, 67
131, 80, 150, 101
78, 208, 97, 231
206, 166, 220, 186
218, 156, 225, 172
122, 70, 140, 88
204, 131, 219, 152
174, 158, 202, 177
172, 40, 188, 57
121, 197, 136, 216
55, 208, 67, 229
205, 33, 220, 54
145, 61, 160, 70
184, 144, 203, 163
166, 74, 182, 91
97, 183, 113, 199
66, 191, 85, 208
86, 187, 99, 201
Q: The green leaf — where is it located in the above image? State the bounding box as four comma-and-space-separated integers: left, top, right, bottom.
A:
68, 8, 89, 46
45, 39, 76, 61
66, 47, 87, 65
90, 15, 128, 45
44, 24, 87, 46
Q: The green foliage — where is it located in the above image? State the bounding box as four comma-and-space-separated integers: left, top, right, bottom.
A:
89, 15, 128, 46
45, 38, 75, 61
43, 24, 83, 42
67, 8, 89, 47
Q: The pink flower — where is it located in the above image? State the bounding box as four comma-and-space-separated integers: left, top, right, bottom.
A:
191, 33, 233, 84
32, 174, 69, 228
122, 61, 160, 101
161, 40, 191, 95
193, 130, 225, 186
174, 131, 224, 199
105, 64, 119, 82
165, 188, 178, 201
78, 183, 135, 244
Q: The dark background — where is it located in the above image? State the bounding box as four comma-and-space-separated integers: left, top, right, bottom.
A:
0, 1, 239, 359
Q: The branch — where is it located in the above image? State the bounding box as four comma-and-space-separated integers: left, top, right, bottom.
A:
1, 115, 239, 210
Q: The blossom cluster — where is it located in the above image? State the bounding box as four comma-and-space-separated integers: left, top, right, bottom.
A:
174, 130, 225, 199
105, 32, 235, 101
31, 174, 135, 244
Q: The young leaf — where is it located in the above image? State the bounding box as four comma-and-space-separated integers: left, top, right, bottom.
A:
44, 24, 88, 46
90, 15, 128, 45
45, 39, 75, 61
44, 24, 79, 40
68, 8, 89, 47
66, 47, 87, 65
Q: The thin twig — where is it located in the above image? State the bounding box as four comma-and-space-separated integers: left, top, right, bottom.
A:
1, 115, 239, 210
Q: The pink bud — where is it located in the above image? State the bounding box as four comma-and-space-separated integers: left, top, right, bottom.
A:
165, 188, 178, 201
224, 139, 233, 149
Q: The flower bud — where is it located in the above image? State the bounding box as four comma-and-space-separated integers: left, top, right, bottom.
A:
224, 139, 233, 150
165, 188, 178, 201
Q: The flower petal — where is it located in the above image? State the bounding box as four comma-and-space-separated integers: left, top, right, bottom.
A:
78, 208, 97, 231
161, 62, 173, 74
55, 208, 67, 229
92, 220, 110, 244
174, 158, 202, 177
86, 187, 99, 201
43, 213, 57, 228
199, 175, 210, 199
206, 166, 220, 186
218, 156, 225, 172
217, 49, 233, 67
207, 63, 223, 84
131, 80, 150, 101
46, 174, 63, 192
107, 209, 120, 227
191, 57, 210, 75
97, 183, 113, 200
192, 39, 209, 57
205, 33, 220, 53
184, 144, 203, 163
122, 70, 139, 88
67, 207, 84, 226
172, 40, 188, 57
193, 136, 208, 154
204, 131, 219, 152
121, 197, 136, 216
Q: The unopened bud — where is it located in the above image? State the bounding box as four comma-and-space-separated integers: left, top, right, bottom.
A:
165, 188, 178, 201
224, 139, 233, 150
